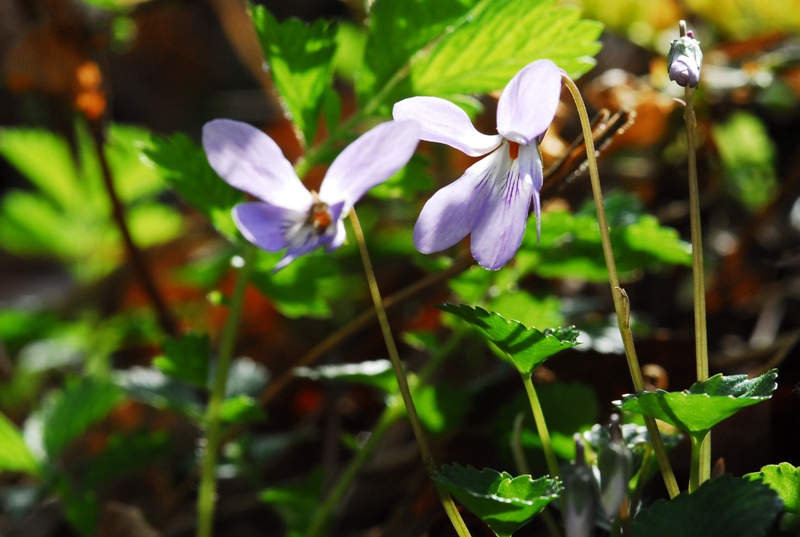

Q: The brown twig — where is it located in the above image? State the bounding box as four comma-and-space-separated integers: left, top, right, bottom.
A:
90, 122, 179, 337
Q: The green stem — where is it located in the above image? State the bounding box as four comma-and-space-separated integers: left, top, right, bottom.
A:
562, 74, 680, 499
684, 83, 711, 485
520, 373, 559, 480
348, 210, 472, 537
688, 434, 707, 493
196, 245, 257, 537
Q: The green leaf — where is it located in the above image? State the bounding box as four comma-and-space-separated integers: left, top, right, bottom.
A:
712, 111, 778, 212
369, 153, 434, 200
632, 474, 782, 537
251, 6, 337, 145
82, 431, 169, 488
414, 383, 470, 434
0, 125, 181, 279
616, 370, 778, 439
251, 249, 357, 318
37, 377, 124, 460
745, 463, 800, 515
433, 464, 561, 537
357, 0, 479, 105
114, 367, 203, 420
409, 0, 602, 98
438, 304, 579, 375
141, 132, 243, 239
261, 470, 325, 537
154, 333, 210, 388
295, 360, 398, 393
0, 413, 40, 475
518, 193, 691, 282
220, 395, 266, 425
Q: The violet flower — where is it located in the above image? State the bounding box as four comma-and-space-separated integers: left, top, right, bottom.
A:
203, 119, 419, 271
668, 34, 703, 88
393, 59, 562, 270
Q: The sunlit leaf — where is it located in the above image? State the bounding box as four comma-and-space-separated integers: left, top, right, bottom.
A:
0, 125, 180, 278
438, 304, 579, 375
357, 0, 479, 106
296, 359, 397, 393
433, 464, 561, 537
220, 395, 266, 424
712, 111, 778, 212
745, 462, 800, 515
410, 0, 602, 99
224, 358, 270, 398
0, 413, 40, 475
616, 370, 778, 439
632, 475, 782, 537
251, 249, 357, 319
114, 367, 203, 420
518, 193, 691, 282
251, 6, 337, 145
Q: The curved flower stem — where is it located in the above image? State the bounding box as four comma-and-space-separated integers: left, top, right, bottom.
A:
196, 245, 257, 537
521, 373, 560, 480
561, 74, 680, 499
349, 210, 472, 537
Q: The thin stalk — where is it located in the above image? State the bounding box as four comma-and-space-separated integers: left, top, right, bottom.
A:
562, 74, 680, 499
196, 245, 257, 537
682, 63, 711, 487
348, 210, 472, 537
91, 124, 178, 337
521, 373, 560, 480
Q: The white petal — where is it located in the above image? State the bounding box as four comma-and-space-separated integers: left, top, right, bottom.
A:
413, 152, 499, 254
202, 119, 312, 209
393, 97, 502, 157
320, 120, 419, 214
470, 144, 534, 270
497, 60, 561, 144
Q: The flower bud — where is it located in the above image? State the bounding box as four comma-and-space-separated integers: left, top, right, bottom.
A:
597, 414, 634, 519
668, 34, 703, 88
563, 434, 598, 537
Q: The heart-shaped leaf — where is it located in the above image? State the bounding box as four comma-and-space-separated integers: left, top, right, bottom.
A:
437, 304, 579, 375
615, 370, 777, 440
632, 474, 782, 537
745, 462, 800, 515
433, 464, 561, 537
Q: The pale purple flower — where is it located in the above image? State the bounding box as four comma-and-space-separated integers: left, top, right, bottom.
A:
203, 119, 419, 271
668, 34, 703, 88
393, 59, 562, 270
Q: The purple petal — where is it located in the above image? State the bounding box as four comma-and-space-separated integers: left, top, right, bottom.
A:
393, 97, 503, 157
233, 201, 308, 252
497, 60, 562, 144
320, 121, 420, 213
413, 152, 499, 254
518, 142, 544, 240
203, 119, 312, 209
470, 144, 534, 270
272, 200, 345, 271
